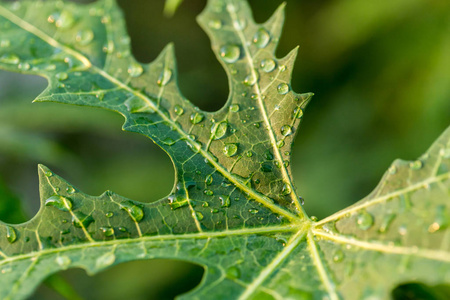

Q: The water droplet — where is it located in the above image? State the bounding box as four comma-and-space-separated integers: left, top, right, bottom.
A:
229, 104, 240, 112
211, 121, 228, 140
281, 182, 292, 196
174, 105, 184, 116
18, 62, 30, 70
440, 148, 450, 159
261, 163, 273, 172
66, 186, 76, 194
333, 250, 344, 263
76, 29, 94, 46
244, 71, 259, 86
398, 225, 407, 236
0, 39, 11, 48
253, 28, 271, 48
277, 140, 285, 148
249, 208, 259, 214
162, 137, 176, 146
45, 195, 73, 212
223, 143, 238, 157
208, 19, 222, 29
277, 83, 290, 95
279, 65, 287, 72
100, 226, 115, 237
127, 63, 143, 78
6, 226, 17, 243
195, 211, 204, 221
294, 107, 303, 119
120, 201, 144, 222
96, 252, 115, 269
264, 150, 274, 160
220, 195, 231, 207
246, 151, 253, 157
219, 44, 241, 63
281, 125, 293, 136
206, 174, 213, 185
56, 72, 68, 81
190, 112, 204, 124
379, 213, 396, 233
204, 189, 214, 196
310, 216, 318, 222
72, 211, 94, 228
105, 212, 114, 218
410, 160, 423, 170
125, 97, 154, 114
226, 266, 241, 279
55, 11, 75, 29
157, 68, 172, 86
356, 210, 374, 231
1, 54, 20, 64
56, 256, 71, 268
260, 59, 276, 73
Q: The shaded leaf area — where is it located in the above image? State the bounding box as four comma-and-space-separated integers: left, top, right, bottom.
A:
0, 0, 449, 300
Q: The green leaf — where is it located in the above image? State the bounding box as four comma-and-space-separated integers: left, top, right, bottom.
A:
0, 1, 449, 299
164, 0, 184, 17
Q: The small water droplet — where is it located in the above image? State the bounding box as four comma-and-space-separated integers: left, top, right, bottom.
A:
195, 211, 204, 221
398, 225, 408, 236
76, 29, 94, 46
125, 97, 154, 114
6, 226, 17, 243
56, 256, 71, 268
356, 210, 374, 231
260, 59, 276, 73
281, 125, 293, 136
190, 112, 204, 124
157, 68, 172, 86
229, 104, 240, 112
244, 71, 259, 86
100, 226, 115, 237
105, 212, 114, 218
204, 189, 214, 196
246, 151, 253, 157
333, 250, 344, 263
219, 44, 241, 63
206, 174, 213, 185
220, 195, 231, 207
226, 266, 241, 279
45, 195, 73, 212
96, 252, 115, 269
162, 137, 176, 146
293, 107, 303, 119
410, 160, 423, 170
174, 105, 184, 116
128, 63, 143, 78
310, 216, 318, 222
249, 208, 259, 214
277, 140, 285, 148
253, 28, 271, 48
208, 19, 222, 29
120, 201, 144, 222
211, 121, 228, 140
261, 163, 273, 172
277, 83, 290, 95
66, 186, 76, 194
379, 213, 396, 233
223, 143, 238, 157
0, 39, 11, 48
56, 72, 68, 81
281, 182, 292, 196
54, 11, 75, 29
264, 150, 274, 160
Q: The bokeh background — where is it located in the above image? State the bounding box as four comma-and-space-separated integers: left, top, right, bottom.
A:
0, 0, 449, 299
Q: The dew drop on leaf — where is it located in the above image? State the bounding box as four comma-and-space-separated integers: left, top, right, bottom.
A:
55, 72, 68, 81
260, 59, 276, 73
226, 266, 241, 279
96, 252, 116, 269
211, 121, 228, 140
379, 213, 396, 233
223, 143, 238, 157
356, 210, 374, 231
125, 97, 154, 114
162, 137, 176, 146
54, 11, 75, 29
157, 68, 172, 86
277, 140, 285, 148
294, 107, 303, 119
76, 29, 94, 46
100, 226, 115, 237
190, 112, 205, 124
277, 83, 290, 95
174, 105, 184, 116
6, 226, 17, 244
220, 195, 231, 207
127, 62, 143, 78
253, 28, 270, 48
208, 19, 222, 29
120, 201, 144, 223
56, 256, 71, 268
219, 44, 240, 63
281, 125, 293, 136
105, 212, 114, 218
409, 160, 423, 170
261, 163, 273, 172
195, 211, 204, 221
333, 250, 344, 263
45, 195, 73, 212
204, 189, 214, 196
281, 182, 292, 196
206, 174, 213, 185
249, 208, 259, 214
0, 39, 11, 48
244, 71, 259, 86
229, 104, 240, 112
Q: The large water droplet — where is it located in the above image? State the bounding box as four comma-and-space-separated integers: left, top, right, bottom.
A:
244, 71, 259, 86
253, 28, 271, 48
219, 44, 241, 63
281, 125, 293, 136
229, 104, 240, 112
120, 201, 144, 222
55, 72, 68, 81
6, 226, 17, 243
100, 226, 115, 237
96, 252, 116, 269
55, 11, 75, 29
76, 29, 94, 46
128, 63, 143, 78
277, 83, 290, 95
356, 210, 374, 231
157, 68, 173, 86
125, 97, 154, 114
45, 195, 73, 212
190, 112, 204, 124
260, 59, 276, 73
223, 143, 238, 157
211, 121, 228, 140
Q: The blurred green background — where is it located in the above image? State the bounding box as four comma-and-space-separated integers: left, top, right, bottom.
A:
0, 0, 449, 299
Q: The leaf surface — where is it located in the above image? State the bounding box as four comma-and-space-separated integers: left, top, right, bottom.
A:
0, 0, 449, 299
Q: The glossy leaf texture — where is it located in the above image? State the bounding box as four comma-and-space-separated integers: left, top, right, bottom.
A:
0, 0, 449, 299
